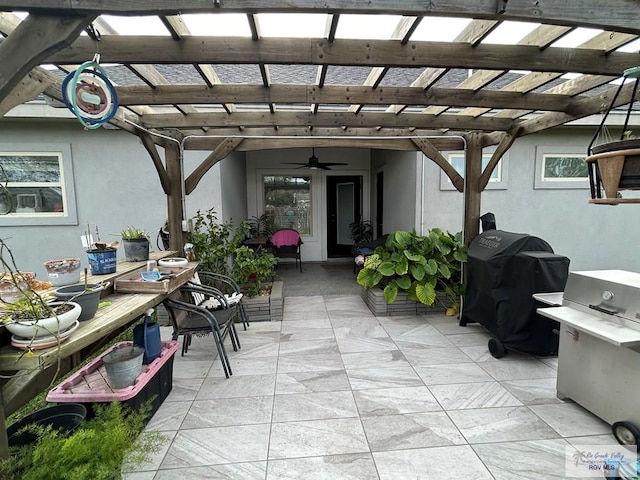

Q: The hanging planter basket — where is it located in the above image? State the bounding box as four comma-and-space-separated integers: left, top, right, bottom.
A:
586, 66, 640, 205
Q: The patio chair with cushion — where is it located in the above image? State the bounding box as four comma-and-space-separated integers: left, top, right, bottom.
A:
270, 229, 303, 272
163, 284, 241, 378
188, 271, 249, 329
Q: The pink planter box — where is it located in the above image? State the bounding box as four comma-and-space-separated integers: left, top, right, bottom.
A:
47, 340, 178, 418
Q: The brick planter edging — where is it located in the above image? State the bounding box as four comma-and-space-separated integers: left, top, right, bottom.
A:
242, 280, 283, 322
361, 286, 447, 316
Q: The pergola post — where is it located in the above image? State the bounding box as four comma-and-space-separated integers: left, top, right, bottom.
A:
463, 131, 483, 247
165, 141, 185, 253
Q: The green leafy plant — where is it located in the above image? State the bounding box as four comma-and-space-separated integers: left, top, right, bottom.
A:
187, 208, 249, 276
357, 229, 467, 309
349, 220, 374, 245
1, 401, 165, 480
231, 245, 278, 297
120, 226, 150, 241
247, 212, 276, 240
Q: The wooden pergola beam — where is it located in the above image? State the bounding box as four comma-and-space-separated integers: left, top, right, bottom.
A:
184, 138, 243, 195
0, 13, 94, 100
47, 37, 640, 77
135, 130, 172, 194
5, 1, 640, 34
0, 70, 53, 117
114, 84, 573, 112
140, 111, 512, 131
478, 126, 522, 190
412, 138, 464, 192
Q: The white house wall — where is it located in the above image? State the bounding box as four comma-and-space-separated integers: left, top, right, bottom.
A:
371, 149, 418, 235
0, 119, 221, 277
218, 151, 247, 226
246, 147, 370, 261
421, 127, 640, 272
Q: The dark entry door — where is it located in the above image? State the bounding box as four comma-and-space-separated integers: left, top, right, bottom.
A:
327, 175, 362, 257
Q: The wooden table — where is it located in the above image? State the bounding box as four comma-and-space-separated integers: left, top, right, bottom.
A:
0, 251, 196, 458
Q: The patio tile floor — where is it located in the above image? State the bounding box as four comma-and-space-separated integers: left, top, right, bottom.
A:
130, 265, 617, 479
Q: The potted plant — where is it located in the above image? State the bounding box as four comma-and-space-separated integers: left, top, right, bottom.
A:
0, 401, 165, 480
357, 229, 467, 315
349, 219, 374, 248
120, 226, 150, 262
586, 66, 640, 203
231, 245, 278, 297
85, 225, 119, 275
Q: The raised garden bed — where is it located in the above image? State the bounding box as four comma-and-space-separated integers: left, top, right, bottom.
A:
242, 280, 283, 322
361, 286, 448, 316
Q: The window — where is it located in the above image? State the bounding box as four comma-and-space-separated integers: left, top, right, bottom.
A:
535, 146, 589, 189
0, 145, 78, 226
263, 175, 311, 234
439, 152, 508, 190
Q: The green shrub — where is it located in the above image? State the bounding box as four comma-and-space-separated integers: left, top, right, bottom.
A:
357, 229, 467, 308
231, 246, 278, 297
1, 401, 165, 480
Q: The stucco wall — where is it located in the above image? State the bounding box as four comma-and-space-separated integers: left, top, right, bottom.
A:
219, 151, 247, 226
0, 119, 220, 278
422, 127, 640, 272
371, 149, 418, 235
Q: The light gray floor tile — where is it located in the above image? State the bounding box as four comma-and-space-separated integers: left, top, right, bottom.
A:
280, 328, 335, 342
280, 318, 333, 331
277, 353, 345, 373
278, 339, 340, 356
446, 332, 493, 347
336, 336, 398, 354
501, 377, 565, 405
473, 438, 575, 480
165, 377, 204, 402
353, 386, 442, 416
429, 381, 523, 410
275, 370, 351, 394
382, 322, 442, 337
448, 406, 560, 443
333, 324, 389, 339
172, 359, 214, 379
459, 345, 534, 362
226, 342, 280, 358
325, 296, 374, 315
269, 418, 369, 459
154, 462, 267, 479
182, 397, 273, 428
564, 433, 620, 446
329, 316, 383, 329
160, 424, 270, 468
414, 363, 494, 385
145, 401, 190, 431
346, 366, 424, 390
373, 445, 494, 480
401, 346, 473, 365
393, 334, 455, 349
284, 296, 325, 309
362, 411, 466, 451
539, 356, 558, 369
272, 390, 358, 422
196, 374, 276, 399
243, 322, 282, 333
266, 453, 378, 480
209, 355, 279, 377
239, 331, 281, 345
341, 350, 409, 370
529, 403, 611, 437
429, 319, 487, 335
478, 358, 557, 381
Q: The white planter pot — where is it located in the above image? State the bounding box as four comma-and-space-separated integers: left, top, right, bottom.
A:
5, 301, 82, 338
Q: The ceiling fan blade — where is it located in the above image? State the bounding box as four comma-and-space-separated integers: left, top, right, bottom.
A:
282, 162, 309, 165
319, 162, 348, 167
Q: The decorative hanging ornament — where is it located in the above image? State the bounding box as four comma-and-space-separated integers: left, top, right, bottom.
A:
61, 60, 118, 130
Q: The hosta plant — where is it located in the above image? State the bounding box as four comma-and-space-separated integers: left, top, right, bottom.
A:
357, 229, 466, 309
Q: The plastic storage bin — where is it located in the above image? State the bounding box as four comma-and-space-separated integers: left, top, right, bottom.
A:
47, 340, 178, 420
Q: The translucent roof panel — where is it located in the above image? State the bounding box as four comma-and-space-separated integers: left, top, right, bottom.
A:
101, 15, 168, 36
617, 38, 640, 53
411, 17, 471, 42
213, 64, 264, 84
182, 14, 252, 37
323, 66, 371, 85
269, 65, 317, 84
481, 21, 540, 45
550, 27, 602, 48
335, 15, 403, 39
256, 14, 328, 38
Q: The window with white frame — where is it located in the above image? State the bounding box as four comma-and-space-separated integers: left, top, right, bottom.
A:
534, 146, 589, 189
440, 152, 508, 190
263, 175, 311, 234
0, 146, 78, 226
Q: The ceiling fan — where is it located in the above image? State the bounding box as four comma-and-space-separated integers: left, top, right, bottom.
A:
282, 148, 348, 170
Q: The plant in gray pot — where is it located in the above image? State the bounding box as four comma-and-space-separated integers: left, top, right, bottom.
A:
53, 280, 105, 321
121, 226, 150, 262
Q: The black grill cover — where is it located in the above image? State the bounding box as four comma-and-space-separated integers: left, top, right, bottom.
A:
461, 230, 569, 355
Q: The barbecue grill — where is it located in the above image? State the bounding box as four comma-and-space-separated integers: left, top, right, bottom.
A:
537, 270, 640, 446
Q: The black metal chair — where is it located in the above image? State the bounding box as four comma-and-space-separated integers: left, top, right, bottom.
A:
270, 229, 303, 272
163, 284, 240, 378
188, 271, 249, 329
